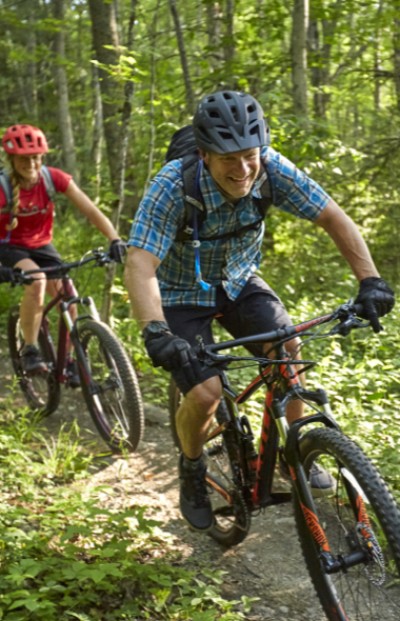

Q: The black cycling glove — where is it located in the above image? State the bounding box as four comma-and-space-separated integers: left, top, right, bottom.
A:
0, 266, 15, 283
143, 321, 204, 391
109, 239, 126, 264
144, 327, 194, 371
354, 277, 395, 333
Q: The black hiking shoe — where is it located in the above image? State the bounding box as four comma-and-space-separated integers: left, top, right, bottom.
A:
66, 359, 80, 388
279, 451, 336, 496
179, 454, 214, 532
20, 345, 48, 375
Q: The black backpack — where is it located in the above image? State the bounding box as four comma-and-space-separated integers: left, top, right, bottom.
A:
165, 125, 272, 242
0, 165, 56, 210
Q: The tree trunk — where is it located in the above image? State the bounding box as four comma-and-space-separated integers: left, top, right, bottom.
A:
88, 0, 122, 198
393, 1, 400, 112
144, 0, 162, 190
206, 1, 223, 71
168, 0, 195, 113
87, 0, 138, 321
91, 62, 104, 205
26, 4, 38, 119
224, 0, 235, 79
52, 0, 78, 179
291, 0, 309, 119
373, 0, 384, 112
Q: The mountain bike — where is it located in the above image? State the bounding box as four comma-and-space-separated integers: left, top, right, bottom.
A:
8, 248, 144, 454
169, 302, 400, 621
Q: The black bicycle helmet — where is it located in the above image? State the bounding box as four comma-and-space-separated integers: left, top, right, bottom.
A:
193, 90, 269, 153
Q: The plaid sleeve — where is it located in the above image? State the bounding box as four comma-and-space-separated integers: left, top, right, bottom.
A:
127, 162, 186, 261
263, 147, 331, 221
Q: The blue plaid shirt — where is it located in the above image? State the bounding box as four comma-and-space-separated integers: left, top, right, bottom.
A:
127, 146, 331, 306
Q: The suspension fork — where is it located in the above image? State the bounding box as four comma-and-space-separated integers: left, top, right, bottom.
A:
283, 408, 371, 574
61, 294, 102, 392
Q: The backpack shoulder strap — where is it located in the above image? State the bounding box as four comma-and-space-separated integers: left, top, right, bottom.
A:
40, 165, 56, 201
0, 170, 12, 208
175, 157, 273, 243
176, 155, 206, 241
0, 166, 56, 213
252, 162, 273, 218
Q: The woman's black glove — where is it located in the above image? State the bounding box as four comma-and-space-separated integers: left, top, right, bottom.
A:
109, 239, 126, 264
355, 277, 395, 333
0, 266, 15, 283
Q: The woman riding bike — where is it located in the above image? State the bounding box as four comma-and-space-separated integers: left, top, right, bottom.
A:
0, 124, 125, 378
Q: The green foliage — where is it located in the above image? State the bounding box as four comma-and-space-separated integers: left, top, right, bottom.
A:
0, 410, 250, 621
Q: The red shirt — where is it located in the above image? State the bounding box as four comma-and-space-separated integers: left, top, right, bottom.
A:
0, 167, 72, 248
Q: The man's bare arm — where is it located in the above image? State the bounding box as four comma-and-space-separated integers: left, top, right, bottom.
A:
124, 247, 166, 329
315, 199, 379, 281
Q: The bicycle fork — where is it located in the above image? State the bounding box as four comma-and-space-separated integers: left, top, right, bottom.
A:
60, 295, 100, 390
284, 398, 374, 575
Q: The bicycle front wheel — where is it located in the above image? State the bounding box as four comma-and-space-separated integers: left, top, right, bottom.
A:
7, 305, 60, 416
77, 320, 144, 453
293, 427, 400, 621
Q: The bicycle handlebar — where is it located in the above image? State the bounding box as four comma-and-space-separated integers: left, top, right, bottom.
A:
197, 301, 368, 366
10, 248, 115, 285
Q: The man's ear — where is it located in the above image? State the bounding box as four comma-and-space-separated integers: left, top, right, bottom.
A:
199, 149, 209, 164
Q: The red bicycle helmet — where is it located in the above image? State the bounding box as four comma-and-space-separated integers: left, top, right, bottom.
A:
2, 124, 49, 155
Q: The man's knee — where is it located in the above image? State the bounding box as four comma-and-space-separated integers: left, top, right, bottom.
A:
284, 336, 301, 358
171, 356, 223, 396
184, 375, 222, 414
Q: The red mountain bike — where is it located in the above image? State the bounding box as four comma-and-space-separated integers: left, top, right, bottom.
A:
169, 302, 400, 620
8, 249, 144, 454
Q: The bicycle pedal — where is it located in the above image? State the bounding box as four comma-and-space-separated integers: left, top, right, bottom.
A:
66, 360, 80, 388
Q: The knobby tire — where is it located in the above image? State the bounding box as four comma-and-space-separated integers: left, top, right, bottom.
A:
77, 320, 144, 453
7, 305, 60, 416
294, 427, 400, 621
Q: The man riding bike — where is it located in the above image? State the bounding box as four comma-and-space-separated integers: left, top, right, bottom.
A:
125, 90, 394, 532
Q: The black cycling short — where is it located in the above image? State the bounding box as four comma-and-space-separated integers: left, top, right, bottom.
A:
163, 274, 292, 394
0, 243, 62, 270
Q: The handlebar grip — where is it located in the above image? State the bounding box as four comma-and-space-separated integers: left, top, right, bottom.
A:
353, 302, 364, 317
14, 270, 35, 286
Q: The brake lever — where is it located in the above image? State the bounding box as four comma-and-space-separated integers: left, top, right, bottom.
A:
330, 315, 369, 337
10, 269, 35, 287
195, 336, 233, 367
92, 248, 112, 266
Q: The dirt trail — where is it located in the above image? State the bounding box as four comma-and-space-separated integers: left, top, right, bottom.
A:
0, 339, 326, 620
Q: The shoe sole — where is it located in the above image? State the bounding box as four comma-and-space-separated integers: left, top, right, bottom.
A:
310, 481, 337, 498
182, 515, 215, 533
23, 367, 49, 376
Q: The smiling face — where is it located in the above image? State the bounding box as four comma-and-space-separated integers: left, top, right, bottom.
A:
202, 147, 261, 201
11, 154, 43, 188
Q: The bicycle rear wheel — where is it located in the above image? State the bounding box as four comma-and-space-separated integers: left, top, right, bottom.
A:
7, 305, 60, 416
77, 320, 144, 453
293, 427, 400, 621
168, 378, 251, 547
